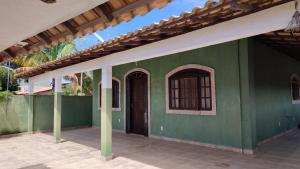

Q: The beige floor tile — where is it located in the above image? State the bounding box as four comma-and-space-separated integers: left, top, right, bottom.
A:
0, 128, 300, 169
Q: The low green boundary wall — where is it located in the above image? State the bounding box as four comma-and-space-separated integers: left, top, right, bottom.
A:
0, 95, 92, 135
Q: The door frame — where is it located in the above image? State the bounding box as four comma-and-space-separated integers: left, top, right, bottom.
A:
124, 68, 151, 136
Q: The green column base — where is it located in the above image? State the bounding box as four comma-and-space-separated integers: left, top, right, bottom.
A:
27, 95, 34, 133
54, 92, 62, 143
100, 88, 112, 158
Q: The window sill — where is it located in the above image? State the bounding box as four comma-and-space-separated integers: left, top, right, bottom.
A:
98, 108, 121, 112
292, 100, 300, 104
166, 109, 216, 116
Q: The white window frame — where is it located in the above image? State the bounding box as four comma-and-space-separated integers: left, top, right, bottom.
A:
165, 64, 216, 115
98, 77, 121, 111
290, 73, 300, 104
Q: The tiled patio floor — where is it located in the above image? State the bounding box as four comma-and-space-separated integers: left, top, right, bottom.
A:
0, 128, 300, 169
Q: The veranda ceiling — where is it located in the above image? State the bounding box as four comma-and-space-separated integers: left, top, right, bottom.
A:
256, 30, 300, 60
15, 0, 296, 78
0, 0, 171, 62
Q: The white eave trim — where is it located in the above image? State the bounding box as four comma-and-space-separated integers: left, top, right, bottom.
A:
30, 2, 295, 83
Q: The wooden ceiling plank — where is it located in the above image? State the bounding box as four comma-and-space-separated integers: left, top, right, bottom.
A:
77, 18, 105, 31
62, 21, 78, 35
37, 33, 52, 45
97, 3, 114, 22
4, 49, 16, 58
112, 0, 155, 17
14, 0, 161, 55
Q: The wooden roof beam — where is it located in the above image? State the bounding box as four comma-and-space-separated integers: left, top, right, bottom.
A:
112, 0, 155, 16
96, 4, 114, 22
22, 0, 159, 54
23, 45, 31, 51
4, 49, 16, 58
62, 21, 78, 35
37, 33, 52, 45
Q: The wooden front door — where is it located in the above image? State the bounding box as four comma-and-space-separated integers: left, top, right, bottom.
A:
126, 71, 148, 136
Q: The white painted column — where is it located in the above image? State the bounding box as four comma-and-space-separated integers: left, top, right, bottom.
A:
27, 80, 34, 133
53, 76, 62, 143
100, 65, 113, 160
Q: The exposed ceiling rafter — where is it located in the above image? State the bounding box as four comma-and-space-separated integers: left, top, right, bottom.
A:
3, 0, 171, 59
62, 21, 78, 35
97, 3, 114, 22
36, 33, 52, 45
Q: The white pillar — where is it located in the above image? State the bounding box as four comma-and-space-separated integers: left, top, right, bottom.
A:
53, 76, 62, 143
54, 76, 62, 93
27, 80, 34, 132
100, 65, 113, 160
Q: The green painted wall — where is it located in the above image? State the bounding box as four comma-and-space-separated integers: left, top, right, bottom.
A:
239, 39, 257, 149
61, 96, 93, 128
34, 95, 93, 131
251, 40, 300, 142
0, 96, 28, 134
93, 40, 245, 149
34, 95, 54, 131
92, 69, 101, 127
93, 69, 124, 130
0, 95, 92, 135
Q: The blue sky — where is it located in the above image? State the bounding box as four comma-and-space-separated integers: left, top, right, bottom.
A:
75, 0, 207, 50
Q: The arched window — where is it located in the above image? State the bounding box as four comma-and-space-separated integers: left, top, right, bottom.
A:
112, 80, 119, 108
166, 64, 216, 115
291, 74, 300, 103
98, 78, 121, 111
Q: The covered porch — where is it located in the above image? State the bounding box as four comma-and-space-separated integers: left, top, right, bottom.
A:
5, 0, 300, 165
1, 127, 300, 169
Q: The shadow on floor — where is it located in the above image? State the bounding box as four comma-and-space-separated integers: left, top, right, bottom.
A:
18, 164, 50, 169
41, 127, 300, 169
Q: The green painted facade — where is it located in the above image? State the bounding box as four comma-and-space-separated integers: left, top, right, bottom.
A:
1, 37, 299, 152
251, 40, 300, 142
94, 40, 244, 149
0, 95, 92, 135
92, 38, 300, 151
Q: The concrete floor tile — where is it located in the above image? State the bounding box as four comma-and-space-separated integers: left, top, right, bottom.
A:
0, 128, 299, 169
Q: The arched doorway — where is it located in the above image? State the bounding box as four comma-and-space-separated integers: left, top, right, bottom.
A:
125, 70, 149, 136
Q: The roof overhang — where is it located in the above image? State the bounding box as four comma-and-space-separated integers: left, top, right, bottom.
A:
15, 0, 297, 81
0, 0, 171, 61
0, 0, 107, 58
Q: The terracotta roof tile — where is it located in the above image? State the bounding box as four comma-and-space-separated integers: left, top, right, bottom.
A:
15, 0, 294, 78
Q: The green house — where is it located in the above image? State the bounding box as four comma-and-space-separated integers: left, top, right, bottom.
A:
90, 37, 300, 154
13, 0, 300, 159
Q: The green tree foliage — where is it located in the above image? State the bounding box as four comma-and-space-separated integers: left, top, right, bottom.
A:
0, 91, 13, 101
82, 74, 93, 96
0, 68, 18, 92
13, 41, 93, 96
13, 41, 77, 67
